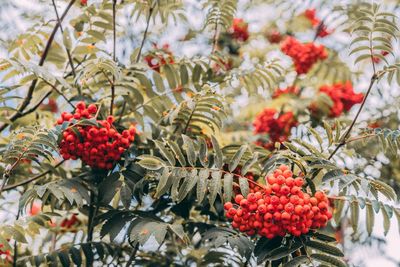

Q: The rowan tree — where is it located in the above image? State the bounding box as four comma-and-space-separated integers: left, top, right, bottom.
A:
0, 1, 400, 266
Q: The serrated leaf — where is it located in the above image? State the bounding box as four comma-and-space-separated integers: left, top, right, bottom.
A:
197, 169, 209, 203
239, 177, 249, 197
223, 173, 233, 202
209, 170, 222, 207
154, 140, 176, 166
306, 240, 344, 257
182, 135, 197, 167
211, 135, 223, 168
283, 255, 309, 267
228, 145, 247, 172
136, 155, 165, 170
310, 253, 347, 267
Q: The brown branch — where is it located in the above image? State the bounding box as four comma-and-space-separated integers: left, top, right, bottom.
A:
0, 0, 76, 133
328, 75, 378, 159
135, 5, 154, 63
52, 0, 77, 82
2, 160, 65, 192
110, 0, 117, 115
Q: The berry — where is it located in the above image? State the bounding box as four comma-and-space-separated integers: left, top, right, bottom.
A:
225, 164, 332, 239
57, 103, 135, 170
281, 37, 327, 74
253, 108, 298, 150
310, 81, 363, 118
230, 18, 249, 42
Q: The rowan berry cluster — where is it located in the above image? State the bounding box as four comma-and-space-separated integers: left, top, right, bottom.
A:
224, 165, 332, 238
230, 18, 249, 42
60, 214, 81, 231
311, 81, 364, 118
253, 108, 298, 150
272, 86, 300, 99
144, 44, 175, 72
304, 9, 331, 38
57, 102, 136, 170
80, 0, 87, 6
281, 37, 327, 74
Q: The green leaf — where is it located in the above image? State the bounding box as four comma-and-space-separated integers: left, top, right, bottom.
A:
182, 135, 197, 167
155, 168, 172, 198
136, 155, 165, 170
306, 240, 344, 257
283, 256, 309, 267
351, 200, 359, 233
366, 202, 375, 236
266, 242, 303, 261
228, 145, 247, 172
197, 169, 209, 203
239, 177, 249, 197
211, 135, 223, 168
209, 171, 222, 207
178, 169, 198, 202
310, 253, 347, 267
167, 140, 186, 166
223, 173, 234, 203
154, 140, 176, 166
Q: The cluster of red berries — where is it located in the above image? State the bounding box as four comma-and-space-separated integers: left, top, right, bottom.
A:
253, 108, 298, 150
57, 102, 136, 170
0, 243, 12, 264
80, 0, 87, 6
230, 18, 250, 42
281, 37, 328, 74
60, 214, 81, 231
144, 44, 174, 72
224, 165, 332, 238
272, 86, 300, 99
311, 81, 364, 118
304, 9, 331, 38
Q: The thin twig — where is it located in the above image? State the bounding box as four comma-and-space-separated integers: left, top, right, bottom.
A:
211, 20, 220, 54
2, 160, 65, 192
0, 0, 76, 133
125, 243, 139, 267
135, 5, 154, 63
328, 75, 378, 159
51, 0, 77, 81
41, 79, 75, 109
12, 211, 20, 267
110, 0, 117, 115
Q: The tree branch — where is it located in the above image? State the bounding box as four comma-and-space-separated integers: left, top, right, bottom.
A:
135, 5, 154, 63
0, 0, 76, 133
52, 0, 77, 82
2, 160, 65, 192
110, 0, 117, 115
328, 75, 378, 159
